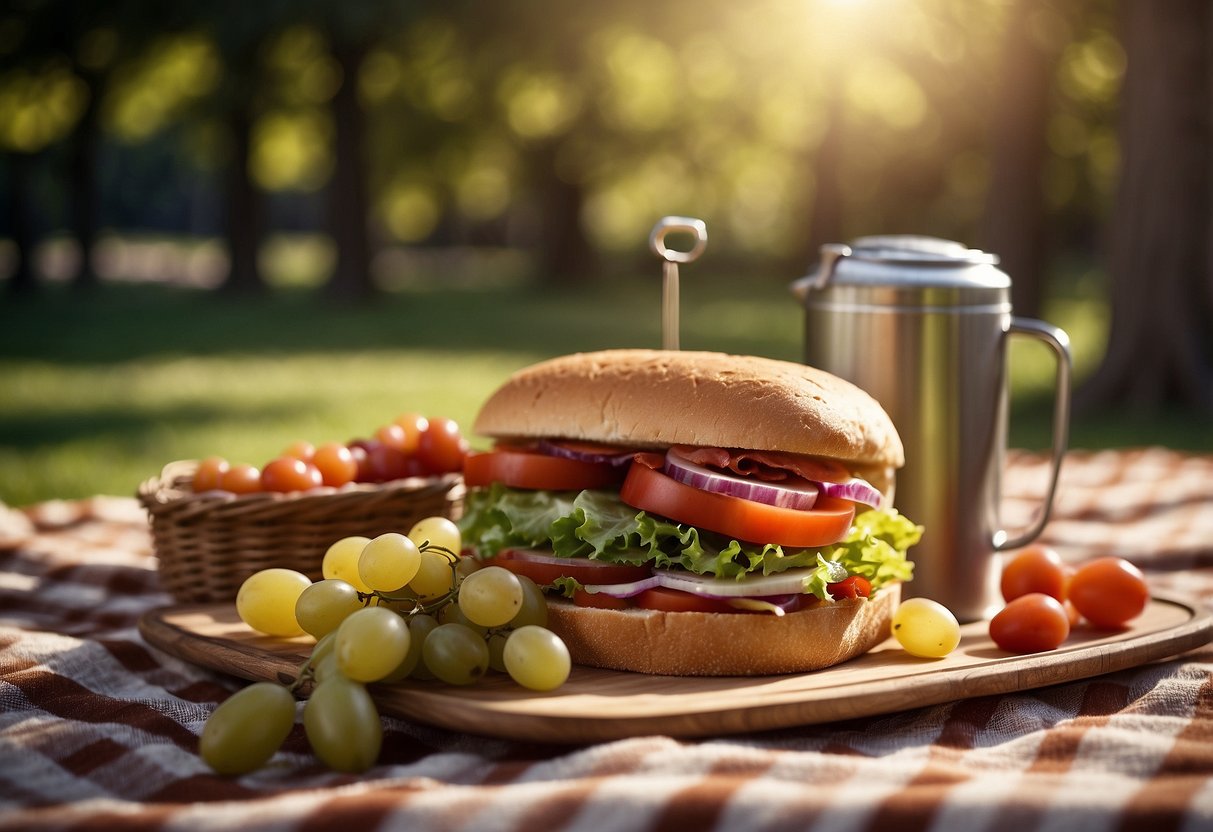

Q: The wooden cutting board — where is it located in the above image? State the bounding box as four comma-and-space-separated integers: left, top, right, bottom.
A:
140, 595, 1213, 744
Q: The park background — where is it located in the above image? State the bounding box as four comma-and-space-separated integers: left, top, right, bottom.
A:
1, 0, 1210, 507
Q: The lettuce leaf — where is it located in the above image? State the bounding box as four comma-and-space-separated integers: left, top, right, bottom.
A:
458, 485, 921, 601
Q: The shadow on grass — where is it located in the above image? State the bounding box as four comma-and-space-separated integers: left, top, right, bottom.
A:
1010, 391, 1213, 453
0, 399, 311, 453
0, 277, 802, 365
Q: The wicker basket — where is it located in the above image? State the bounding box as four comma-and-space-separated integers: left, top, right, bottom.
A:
138, 460, 465, 604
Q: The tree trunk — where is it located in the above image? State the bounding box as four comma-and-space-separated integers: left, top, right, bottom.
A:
5, 152, 39, 297
533, 141, 595, 286
68, 71, 103, 292
222, 99, 265, 294
981, 0, 1069, 319
799, 89, 846, 270
326, 41, 375, 301
1078, 0, 1213, 414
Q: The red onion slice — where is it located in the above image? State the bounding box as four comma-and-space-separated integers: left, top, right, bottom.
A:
816, 478, 882, 509
584, 568, 816, 599
537, 440, 638, 467
580, 576, 662, 598
662, 448, 820, 510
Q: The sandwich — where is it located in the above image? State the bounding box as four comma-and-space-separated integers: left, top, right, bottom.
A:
458, 349, 921, 676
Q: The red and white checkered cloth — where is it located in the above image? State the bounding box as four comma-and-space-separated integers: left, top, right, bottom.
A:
2, 448, 1213, 831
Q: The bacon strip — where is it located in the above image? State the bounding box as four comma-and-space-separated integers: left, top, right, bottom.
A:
673, 446, 852, 484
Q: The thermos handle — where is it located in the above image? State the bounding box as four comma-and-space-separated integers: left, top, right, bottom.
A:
994, 318, 1073, 551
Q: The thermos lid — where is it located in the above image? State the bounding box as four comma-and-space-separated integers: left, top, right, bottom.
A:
791, 235, 1011, 310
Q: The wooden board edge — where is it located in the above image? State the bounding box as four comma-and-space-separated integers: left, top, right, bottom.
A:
137, 594, 1213, 745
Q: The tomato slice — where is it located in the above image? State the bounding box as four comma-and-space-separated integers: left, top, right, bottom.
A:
487, 548, 653, 586
620, 455, 856, 548
632, 587, 738, 613
828, 575, 871, 599
463, 448, 624, 490
572, 588, 632, 609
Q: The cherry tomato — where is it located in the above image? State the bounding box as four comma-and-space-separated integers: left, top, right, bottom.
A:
620, 455, 855, 548
346, 439, 375, 482
261, 457, 323, 493
464, 449, 624, 491
312, 442, 358, 487
365, 444, 423, 483
416, 418, 468, 474
989, 593, 1071, 653
488, 549, 653, 585
392, 413, 429, 454
193, 457, 229, 492
220, 463, 262, 495
1068, 557, 1149, 629
281, 440, 315, 462
375, 423, 411, 453
1000, 545, 1069, 603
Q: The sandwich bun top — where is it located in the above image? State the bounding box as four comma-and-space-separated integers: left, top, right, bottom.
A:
473, 349, 904, 469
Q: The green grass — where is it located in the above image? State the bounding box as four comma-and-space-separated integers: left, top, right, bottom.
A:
1, 262, 1208, 507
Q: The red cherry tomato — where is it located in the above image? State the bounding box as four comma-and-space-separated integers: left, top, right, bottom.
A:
365, 444, 424, 483
312, 442, 358, 487
261, 457, 323, 493
417, 418, 468, 474
989, 593, 1071, 653
1000, 545, 1069, 603
220, 463, 262, 495
1068, 557, 1149, 629
193, 457, 229, 492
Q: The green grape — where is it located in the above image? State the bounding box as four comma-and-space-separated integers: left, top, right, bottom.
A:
381, 614, 438, 682
408, 550, 457, 600
487, 631, 509, 673
407, 516, 461, 556
457, 566, 523, 628
309, 631, 337, 667
422, 623, 490, 685
373, 587, 421, 615
358, 533, 422, 592
503, 625, 571, 691
322, 536, 373, 593
892, 597, 962, 658
295, 579, 364, 639
303, 676, 382, 773
312, 652, 340, 683
236, 568, 311, 637
199, 682, 296, 775
437, 601, 487, 635
507, 575, 549, 628
335, 606, 410, 682
454, 555, 482, 582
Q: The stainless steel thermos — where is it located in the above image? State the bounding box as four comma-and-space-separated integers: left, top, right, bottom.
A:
792, 236, 1072, 622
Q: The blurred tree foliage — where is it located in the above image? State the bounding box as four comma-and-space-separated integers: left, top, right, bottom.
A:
1, 0, 1126, 282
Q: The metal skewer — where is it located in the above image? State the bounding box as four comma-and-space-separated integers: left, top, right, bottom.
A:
648, 216, 707, 351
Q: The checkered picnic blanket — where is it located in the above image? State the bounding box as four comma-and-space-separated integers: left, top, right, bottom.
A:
2, 448, 1213, 831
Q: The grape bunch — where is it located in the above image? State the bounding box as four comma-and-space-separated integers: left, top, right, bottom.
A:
199, 516, 571, 775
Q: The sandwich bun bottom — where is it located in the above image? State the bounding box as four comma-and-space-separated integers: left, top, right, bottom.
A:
545, 584, 900, 676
